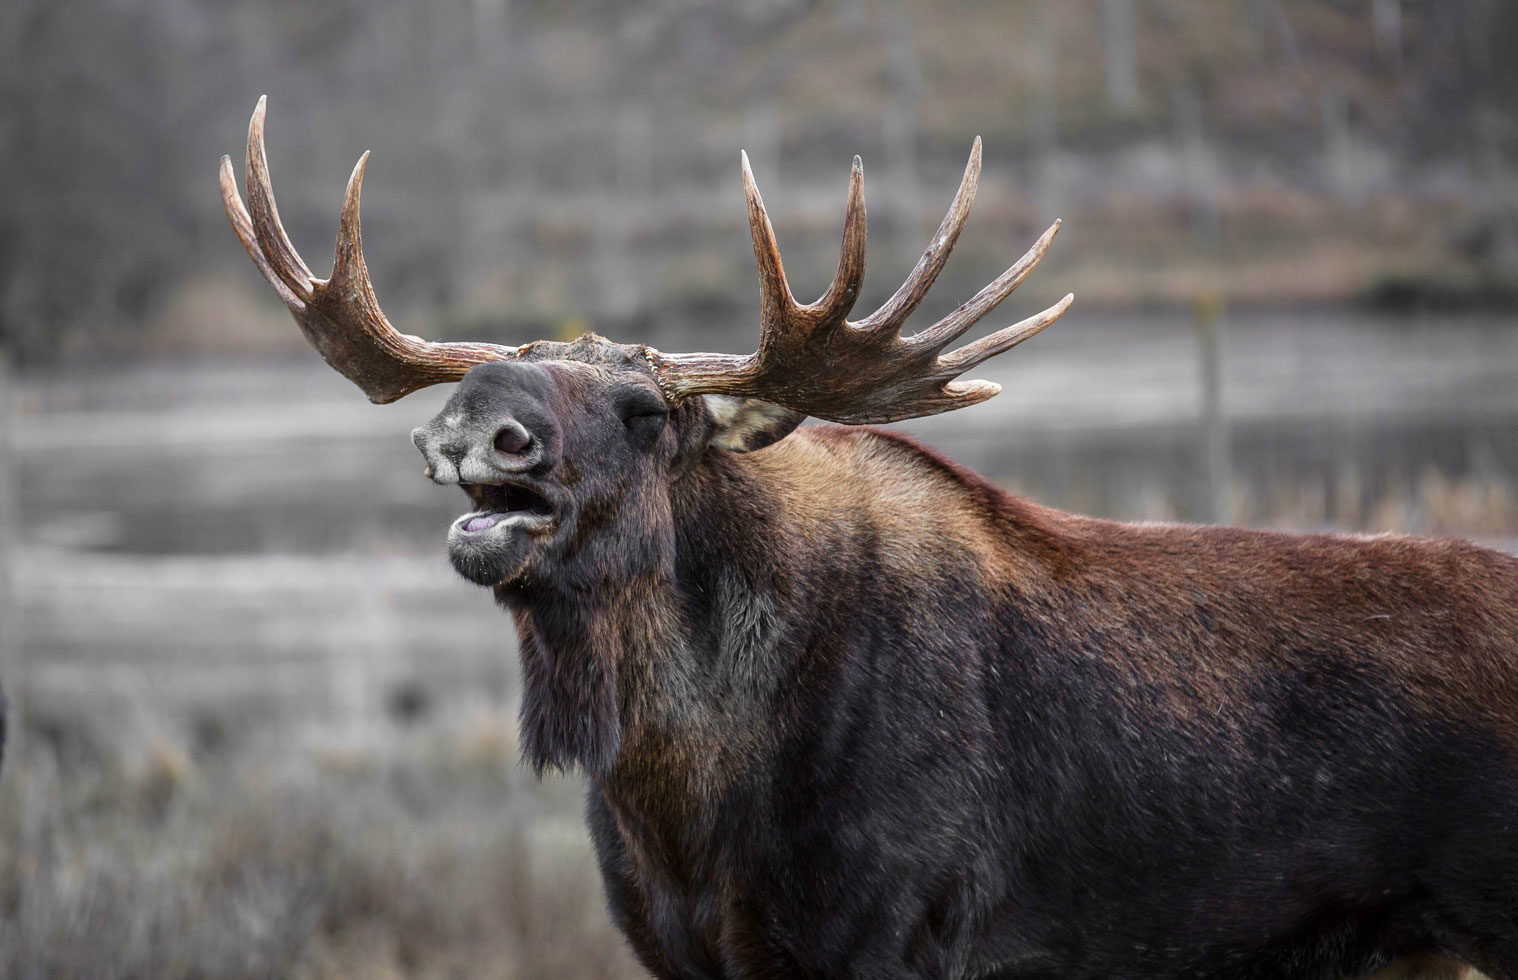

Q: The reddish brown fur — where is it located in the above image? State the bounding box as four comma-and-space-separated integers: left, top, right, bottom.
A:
771, 425, 1518, 734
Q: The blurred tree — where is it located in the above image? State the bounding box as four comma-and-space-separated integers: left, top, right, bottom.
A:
3, 0, 1517, 364
1101, 0, 1140, 113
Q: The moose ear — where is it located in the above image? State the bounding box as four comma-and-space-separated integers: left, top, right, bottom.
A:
703, 395, 805, 453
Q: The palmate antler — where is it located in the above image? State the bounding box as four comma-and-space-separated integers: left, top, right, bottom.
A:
650, 142, 1073, 423
221, 98, 1071, 423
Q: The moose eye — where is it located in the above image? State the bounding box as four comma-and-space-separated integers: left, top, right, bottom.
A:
616, 388, 669, 445
616, 387, 667, 422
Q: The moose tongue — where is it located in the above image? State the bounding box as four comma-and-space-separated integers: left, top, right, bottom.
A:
466, 514, 502, 533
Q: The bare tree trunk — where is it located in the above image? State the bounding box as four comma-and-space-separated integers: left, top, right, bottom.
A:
1101, 0, 1140, 113
1250, 0, 1303, 69
743, 102, 780, 189
471, 0, 509, 60
596, 105, 653, 322
0, 346, 23, 771
1196, 296, 1231, 525
1173, 78, 1230, 524
1031, 0, 1063, 216
882, 0, 923, 275
1372, 0, 1402, 71
1173, 82, 1220, 242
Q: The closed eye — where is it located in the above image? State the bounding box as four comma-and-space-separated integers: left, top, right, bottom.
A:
615, 386, 670, 425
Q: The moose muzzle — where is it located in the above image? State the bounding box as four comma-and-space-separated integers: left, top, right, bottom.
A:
412, 414, 540, 485
410, 362, 561, 485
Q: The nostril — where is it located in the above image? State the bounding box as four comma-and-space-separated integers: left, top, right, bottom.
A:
493, 423, 532, 455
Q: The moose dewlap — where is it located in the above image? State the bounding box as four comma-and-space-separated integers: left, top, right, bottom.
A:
222, 99, 1518, 980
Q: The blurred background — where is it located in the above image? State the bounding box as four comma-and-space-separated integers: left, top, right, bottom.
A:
3, 0, 1518, 976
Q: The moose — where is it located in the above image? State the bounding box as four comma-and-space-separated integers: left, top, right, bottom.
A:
222, 99, 1517, 980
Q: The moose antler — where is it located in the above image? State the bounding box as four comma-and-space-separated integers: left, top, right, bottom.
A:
222, 99, 1070, 422
647, 139, 1073, 424
219, 97, 522, 403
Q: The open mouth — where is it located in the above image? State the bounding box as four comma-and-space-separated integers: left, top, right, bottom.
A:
455, 481, 557, 535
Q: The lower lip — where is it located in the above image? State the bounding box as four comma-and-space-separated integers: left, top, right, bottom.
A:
453, 511, 553, 536
465, 513, 504, 533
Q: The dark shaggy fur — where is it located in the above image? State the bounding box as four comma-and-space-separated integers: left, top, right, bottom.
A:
416, 348, 1518, 980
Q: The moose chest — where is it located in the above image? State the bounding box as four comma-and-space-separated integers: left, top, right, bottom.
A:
582, 682, 1009, 980
587, 752, 782, 979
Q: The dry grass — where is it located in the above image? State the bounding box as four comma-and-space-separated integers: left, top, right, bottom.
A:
0, 718, 644, 980
1232, 469, 1518, 540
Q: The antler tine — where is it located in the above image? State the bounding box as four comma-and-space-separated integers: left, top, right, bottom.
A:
220, 154, 304, 311
741, 150, 800, 325
809, 155, 867, 325
328, 151, 377, 302
743, 152, 867, 334
221, 98, 523, 403
856, 137, 981, 335
927, 293, 1074, 414
303, 148, 419, 372
909, 218, 1061, 353
939, 292, 1074, 375
244, 96, 315, 302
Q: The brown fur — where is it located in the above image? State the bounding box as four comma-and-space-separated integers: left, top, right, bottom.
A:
767, 425, 1518, 735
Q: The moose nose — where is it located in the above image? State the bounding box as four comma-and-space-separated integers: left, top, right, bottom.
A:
413, 411, 546, 486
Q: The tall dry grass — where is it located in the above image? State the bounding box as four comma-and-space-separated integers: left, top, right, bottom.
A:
0, 717, 644, 980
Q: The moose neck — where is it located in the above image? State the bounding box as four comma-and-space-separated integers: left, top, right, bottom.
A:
506, 573, 671, 778
501, 443, 807, 788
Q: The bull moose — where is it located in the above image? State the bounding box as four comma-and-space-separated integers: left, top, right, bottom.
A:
221, 98, 1517, 980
